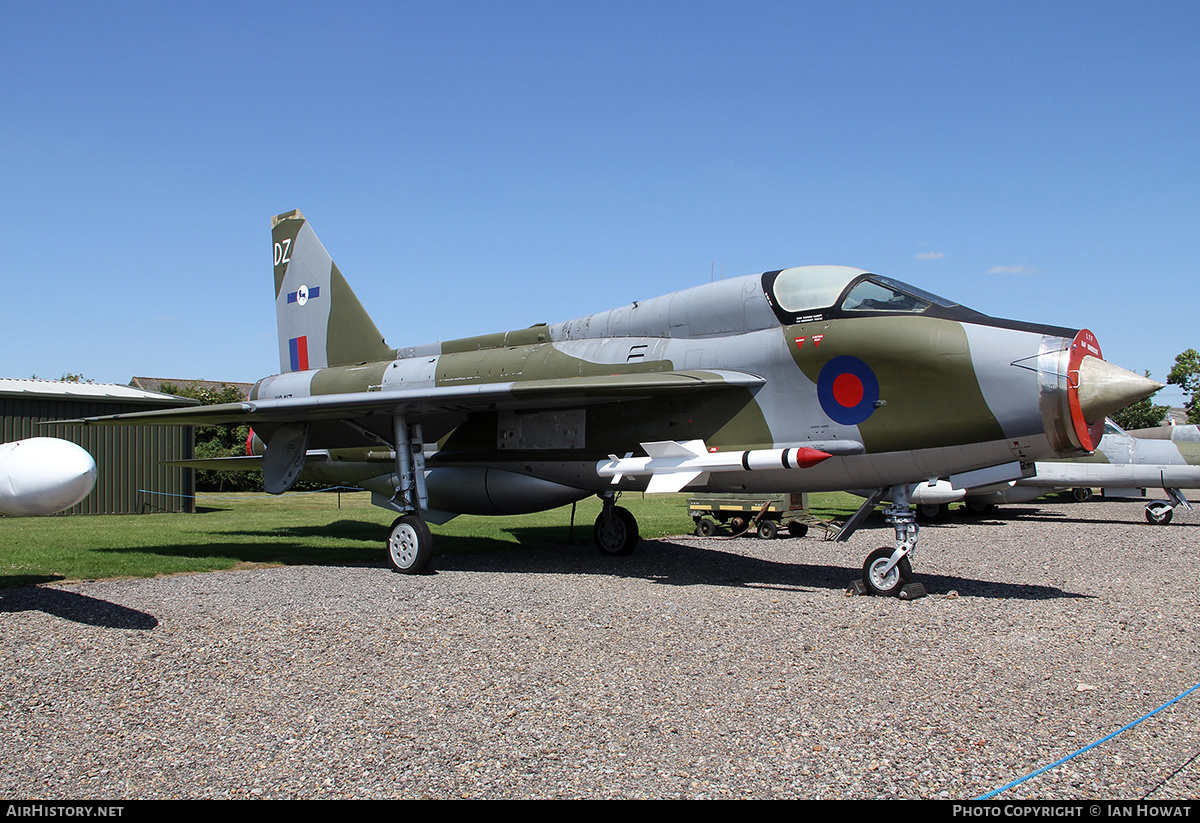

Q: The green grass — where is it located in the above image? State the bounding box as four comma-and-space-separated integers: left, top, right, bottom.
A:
0, 489, 863, 589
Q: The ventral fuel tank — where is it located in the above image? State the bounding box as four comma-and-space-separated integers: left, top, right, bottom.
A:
0, 437, 97, 516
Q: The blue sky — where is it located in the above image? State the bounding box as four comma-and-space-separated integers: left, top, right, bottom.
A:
2, 1, 1197, 407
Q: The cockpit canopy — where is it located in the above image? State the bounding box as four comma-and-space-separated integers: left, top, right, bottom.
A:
762, 265, 967, 325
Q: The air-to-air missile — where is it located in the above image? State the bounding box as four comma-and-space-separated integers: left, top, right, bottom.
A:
0, 437, 96, 516
60, 209, 1160, 596
597, 440, 837, 493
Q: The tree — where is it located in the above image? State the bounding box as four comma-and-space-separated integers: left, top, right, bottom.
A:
29, 373, 94, 382
1110, 370, 1169, 431
1168, 349, 1200, 424
159, 382, 259, 492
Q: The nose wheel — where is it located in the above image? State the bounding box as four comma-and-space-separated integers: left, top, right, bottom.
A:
861, 493, 921, 597
1146, 501, 1173, 525
1145, 488, 1192, 526
841, 485, 927, 599
863, 546, 913, 597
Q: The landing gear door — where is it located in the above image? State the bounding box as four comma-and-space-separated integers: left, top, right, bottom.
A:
262, 422, 311, 494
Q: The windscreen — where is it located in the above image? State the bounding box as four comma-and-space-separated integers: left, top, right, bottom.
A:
840, 278, 934, 313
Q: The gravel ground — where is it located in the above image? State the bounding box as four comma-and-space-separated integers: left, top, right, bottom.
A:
2, 499, 1199, 800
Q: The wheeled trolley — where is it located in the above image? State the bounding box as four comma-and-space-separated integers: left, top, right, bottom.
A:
687, 492, 812, 539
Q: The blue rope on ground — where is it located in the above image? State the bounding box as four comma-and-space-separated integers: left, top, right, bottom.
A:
977, 681, 1200, 799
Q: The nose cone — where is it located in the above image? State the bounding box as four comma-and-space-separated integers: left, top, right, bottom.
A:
0, 438, 97, 516
1040, 329, 1164, 455
1076, 356, 1164, 424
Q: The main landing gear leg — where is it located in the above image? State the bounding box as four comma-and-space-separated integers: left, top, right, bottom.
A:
385, 415, 434, 574
594, 492, 640, 556
861, 484, 927, 599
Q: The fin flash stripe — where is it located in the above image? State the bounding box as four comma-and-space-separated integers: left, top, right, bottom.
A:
289, 336, 310, 372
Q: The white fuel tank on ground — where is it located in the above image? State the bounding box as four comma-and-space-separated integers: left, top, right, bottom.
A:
0, 438, 97, 516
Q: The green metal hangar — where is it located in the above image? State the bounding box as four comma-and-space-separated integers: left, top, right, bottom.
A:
0, 378, 197, 514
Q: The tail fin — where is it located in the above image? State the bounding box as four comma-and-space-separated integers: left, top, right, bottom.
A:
271, 209, 396, 373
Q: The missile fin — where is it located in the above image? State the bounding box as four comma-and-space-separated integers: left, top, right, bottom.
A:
642, 440, 709, 459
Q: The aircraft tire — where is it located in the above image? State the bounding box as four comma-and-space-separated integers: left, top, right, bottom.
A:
862, 547, 913, 597
1072, 487, 1094, 503
1145, 502, 1174, 526
916, 503, 946, 522
595, 506, 639, 556
757, 519, 778, 540
695, 518, 718, 537
386, 515, 433, 574
964, 500, 996, 516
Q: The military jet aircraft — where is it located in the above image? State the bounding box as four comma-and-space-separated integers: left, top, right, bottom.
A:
907, 420, 1200, 525
61, 209, 1160, 596
0, 437, 97, 516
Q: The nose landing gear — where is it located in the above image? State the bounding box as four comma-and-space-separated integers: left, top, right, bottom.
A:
838, 484, 928, 599
1145, 488, 1192, 525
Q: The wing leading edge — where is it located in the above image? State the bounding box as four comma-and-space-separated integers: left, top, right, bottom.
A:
57, 370, 766, 428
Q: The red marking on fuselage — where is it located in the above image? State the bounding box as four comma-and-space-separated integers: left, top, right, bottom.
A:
832, 373, 864, 408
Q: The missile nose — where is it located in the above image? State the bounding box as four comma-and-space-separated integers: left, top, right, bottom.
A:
1075, 356, 1163, 425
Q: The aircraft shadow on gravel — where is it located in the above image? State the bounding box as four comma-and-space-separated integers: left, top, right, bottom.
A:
426, 534, 1087, 601
0, 585, 158, 630
3, 524, 1085, 611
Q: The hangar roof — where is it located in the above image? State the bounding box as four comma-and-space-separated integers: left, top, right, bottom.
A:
0, 378, 198, 406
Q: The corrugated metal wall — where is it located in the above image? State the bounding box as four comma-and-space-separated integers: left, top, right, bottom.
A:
1, 396, 195, 515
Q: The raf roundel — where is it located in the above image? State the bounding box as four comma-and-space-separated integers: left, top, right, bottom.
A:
286, 284, 321, 306
817, 355, 880, 426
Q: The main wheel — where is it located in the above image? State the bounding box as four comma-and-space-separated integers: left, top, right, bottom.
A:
595, 505, 639, 556
862, 547, 913, 597
916, 503, 946, 521
386, 515, 433, 574
964, 500, 997, 516
1146, 502, 1173, 525
1072, 487, 1094, 503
